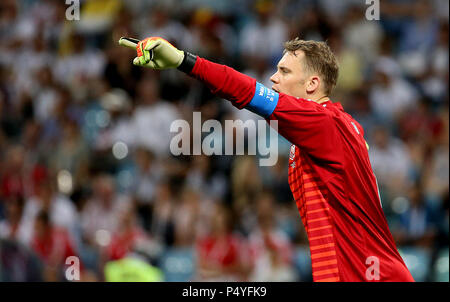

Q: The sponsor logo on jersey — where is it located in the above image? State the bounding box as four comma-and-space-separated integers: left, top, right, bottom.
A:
289, 145, 296, 160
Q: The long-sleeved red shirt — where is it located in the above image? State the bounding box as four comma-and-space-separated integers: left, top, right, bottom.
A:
187, 56, 414, 282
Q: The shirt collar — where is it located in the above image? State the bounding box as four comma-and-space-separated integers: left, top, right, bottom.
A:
322, 100, 344, 111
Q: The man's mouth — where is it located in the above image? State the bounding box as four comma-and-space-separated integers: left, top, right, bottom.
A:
272, 87, 280, 93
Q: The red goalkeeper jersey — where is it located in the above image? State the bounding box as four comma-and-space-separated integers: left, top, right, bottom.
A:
188, 56, 414, 282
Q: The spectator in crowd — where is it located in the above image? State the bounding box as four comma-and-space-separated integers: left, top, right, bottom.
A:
0, 237, 43, 281
423, 106, 449, 199
342, 4, 384, 66
231, 156, 263, 228
195, 203, 250, 281
139, 5, 193, 51
21, 178, 80, 248
132, 147, 163, 205
14, 33, 53, 96
1, 145, 27, 201
31, 210, 78, 281
50, 118, 90, 190
248, 192, 296, 282
95, 87, 136, 151
328, 30, 364, 99
346, 88, 380, 136
290, 4, 334, 43
393, 182, 439, 248
185, 155, 227, 201
55, 32, 106, 89
172, 187, 200, 247
239, 0, 288, 66
261, 155, 293, 205
0, 195, 27, 241
131, 75, 180, 157
369, 57, 419, 124
106, 203, 156, 261
81, 174, 130, 248
368, 125, 413, 199
150, 180, 176, 247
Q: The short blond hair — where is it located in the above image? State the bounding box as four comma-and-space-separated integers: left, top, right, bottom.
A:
284, 38, 339, 95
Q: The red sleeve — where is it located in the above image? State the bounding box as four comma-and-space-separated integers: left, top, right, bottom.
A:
189, 57, 256, 109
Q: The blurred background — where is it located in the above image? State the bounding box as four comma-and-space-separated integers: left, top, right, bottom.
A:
0, 0, 448, 282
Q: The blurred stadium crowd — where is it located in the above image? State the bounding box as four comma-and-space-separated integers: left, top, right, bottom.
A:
0, 0, 448, 282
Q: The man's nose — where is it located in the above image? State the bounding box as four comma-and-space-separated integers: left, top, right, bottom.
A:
270, 72, 278, 83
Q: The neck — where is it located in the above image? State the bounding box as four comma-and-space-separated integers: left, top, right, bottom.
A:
313, 95, 330, 104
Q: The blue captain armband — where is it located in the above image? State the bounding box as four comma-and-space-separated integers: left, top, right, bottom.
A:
245, 82, 279, 118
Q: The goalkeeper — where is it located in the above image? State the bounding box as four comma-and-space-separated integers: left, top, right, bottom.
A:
119, 36, 414, 282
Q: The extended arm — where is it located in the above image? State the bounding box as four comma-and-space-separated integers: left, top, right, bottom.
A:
118, 36, 272, 113
118, 37, 341, 164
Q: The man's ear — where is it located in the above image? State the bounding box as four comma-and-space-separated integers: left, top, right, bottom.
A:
306, 76, 320, 94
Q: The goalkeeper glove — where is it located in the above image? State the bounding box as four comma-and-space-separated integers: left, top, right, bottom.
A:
118, 36, 185, 70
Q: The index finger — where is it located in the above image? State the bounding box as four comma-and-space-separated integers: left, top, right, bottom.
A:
118, 37, 140, 49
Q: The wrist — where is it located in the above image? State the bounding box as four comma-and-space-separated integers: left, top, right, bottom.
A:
177, 51, 197, 73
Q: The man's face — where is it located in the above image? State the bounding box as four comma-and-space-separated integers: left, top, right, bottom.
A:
270, 50, 311, 99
